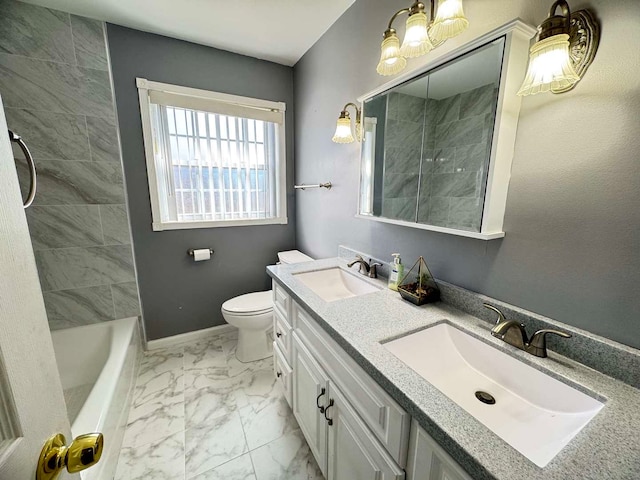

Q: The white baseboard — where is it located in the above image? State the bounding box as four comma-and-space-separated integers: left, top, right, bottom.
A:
146, 323, 236, 351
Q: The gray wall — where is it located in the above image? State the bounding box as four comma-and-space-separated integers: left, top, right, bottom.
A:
107, 25, 296, 340
0, 0, 141, 330
294, 0, 640, 349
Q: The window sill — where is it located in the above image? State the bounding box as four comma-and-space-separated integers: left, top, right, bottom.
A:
152, 217, 288, 231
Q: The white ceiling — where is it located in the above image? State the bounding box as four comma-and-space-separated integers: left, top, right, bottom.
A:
21, 0, 355, 66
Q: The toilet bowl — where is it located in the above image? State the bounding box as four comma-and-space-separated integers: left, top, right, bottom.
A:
221, 250, 313, 362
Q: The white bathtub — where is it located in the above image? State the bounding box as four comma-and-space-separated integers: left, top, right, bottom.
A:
51, 317, 141, 480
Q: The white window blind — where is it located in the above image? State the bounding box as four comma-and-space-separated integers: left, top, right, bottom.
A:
137, 79, 287, 230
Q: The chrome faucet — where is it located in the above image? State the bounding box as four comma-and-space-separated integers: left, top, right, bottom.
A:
483, 304, 571, 358
347, 255, 382, 279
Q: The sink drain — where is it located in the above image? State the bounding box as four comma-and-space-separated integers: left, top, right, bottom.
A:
475, 391, 496, 405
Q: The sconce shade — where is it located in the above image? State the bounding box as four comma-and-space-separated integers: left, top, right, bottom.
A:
332, 115, 355, 143
376, 32, 407, 76
517, 34, 580, 96
429, 0, 469, 43
400, 12, 434, 58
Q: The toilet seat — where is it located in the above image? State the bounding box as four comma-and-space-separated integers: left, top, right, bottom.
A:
222, 291, 273, 316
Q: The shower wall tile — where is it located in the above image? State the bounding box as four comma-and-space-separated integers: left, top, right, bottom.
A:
455, 143, 487, 173
448, 197, 482, 230
70, 15, 108, 70
433, 94, 460, 125
0, 0, 140, 332
5, 108, 90, 160
382, 197, 416, 222
101, 204, 132, 245
26, 205, 103, 250
431, 171, 477, 198
35, 244, 135, 292
87, 116, 121, 162
459, 84, 497, 120
112, 282, 142, 319
383, 173, 420, 199
386, 119, 423, 150
44, 285, 115, 330
0, 53, 113, 117
384, 146, 421, 174
0, 1, 74, 63
426, 196, 450, 226
17, 159, 125, 205
434, 115, 484, 148
433, 147, 456, 174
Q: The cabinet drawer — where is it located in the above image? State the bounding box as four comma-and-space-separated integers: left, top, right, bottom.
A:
273, 307, 292, 363
293, 303, 410, 467
272, 280, 290, 318
274, 342, 293, 408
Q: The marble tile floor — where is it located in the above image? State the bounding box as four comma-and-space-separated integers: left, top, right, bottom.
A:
115, 330, 323, 480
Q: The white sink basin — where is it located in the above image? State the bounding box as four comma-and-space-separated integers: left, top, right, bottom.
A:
293, 268, 380, 302
383, 322, 604, 467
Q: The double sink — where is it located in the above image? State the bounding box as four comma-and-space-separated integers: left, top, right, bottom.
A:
293, 266, 604, 468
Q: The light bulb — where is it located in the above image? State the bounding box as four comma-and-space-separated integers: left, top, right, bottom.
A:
429, 0, 469, 43
376, 32, 407, 76
332, 116, 354, 143
400, 12, 433, 58
517, 34, 580, 96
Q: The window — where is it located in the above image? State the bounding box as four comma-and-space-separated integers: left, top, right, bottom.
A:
137, 78, 287, 230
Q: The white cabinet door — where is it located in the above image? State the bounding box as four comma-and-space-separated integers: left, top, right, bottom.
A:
292, 333, 330, 476
406, 420, 472, 480
326, 382, 405, 480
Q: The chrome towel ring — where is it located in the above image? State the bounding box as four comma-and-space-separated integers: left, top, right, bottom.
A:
8, 129, 36, 208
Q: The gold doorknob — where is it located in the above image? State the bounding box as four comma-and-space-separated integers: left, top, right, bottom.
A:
37, 432, 104, 480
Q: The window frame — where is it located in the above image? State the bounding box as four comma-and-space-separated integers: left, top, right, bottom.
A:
136, 78, 288, 231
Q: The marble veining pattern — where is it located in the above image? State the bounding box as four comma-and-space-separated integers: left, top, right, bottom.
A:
0, 0, 140, 329
115, 330, 321, 480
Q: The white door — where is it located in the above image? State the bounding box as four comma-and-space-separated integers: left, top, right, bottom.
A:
291, 333, 330, 476
326, 381, 405, 480
0, 97, 98, 480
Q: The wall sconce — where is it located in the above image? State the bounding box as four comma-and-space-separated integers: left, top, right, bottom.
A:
518, 0, 599, 96
332, 103, 362, 144
376, 0, 469, 76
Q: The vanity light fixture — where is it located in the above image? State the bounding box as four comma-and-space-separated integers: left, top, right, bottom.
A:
332, 103, 362, 144
518, 0, 599, 96
376, 0, 469, 76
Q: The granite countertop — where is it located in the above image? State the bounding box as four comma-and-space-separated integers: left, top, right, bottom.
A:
267, 258, 640, 480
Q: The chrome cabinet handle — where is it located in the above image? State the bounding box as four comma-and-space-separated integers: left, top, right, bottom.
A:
8, 130, 36, 208
324, 399, 335, 426
316, 388, 326, 413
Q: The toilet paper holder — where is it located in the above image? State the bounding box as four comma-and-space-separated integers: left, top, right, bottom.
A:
187, 248, 214, 257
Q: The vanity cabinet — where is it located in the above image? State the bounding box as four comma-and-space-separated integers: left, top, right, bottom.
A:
272, 279, 471, 480
406, 420, 472, 480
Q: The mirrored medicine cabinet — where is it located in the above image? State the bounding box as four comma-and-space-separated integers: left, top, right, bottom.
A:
357, 20, 536, 240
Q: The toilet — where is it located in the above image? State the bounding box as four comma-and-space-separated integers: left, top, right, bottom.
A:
221, 250, 313, 362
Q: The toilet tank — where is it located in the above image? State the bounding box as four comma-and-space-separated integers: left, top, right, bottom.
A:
277, 250, 313, 264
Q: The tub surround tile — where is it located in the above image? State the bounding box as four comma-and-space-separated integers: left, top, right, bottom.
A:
448, 197, 482, 230
5, 108, 90, 160
116, 430, 185, 480
0, 53, 114, 117
26, 205, 103, 250
185, 411, 248, 478
100, 204, 132, 245
384, 146, 421, 174
112, 281, 141, 319
44, 284, 115, 329
433, 94, 460, 125
0, 1, 74, 63
189, 453, 256, 480
383, 173, 419, 199
35, 244, 135, 291
434, 115, 484, 148
87, 115, 121, 163
250, 429, 323, 480
459, 84, 497, 120
16, 159, 125, 206
430, 171, 478, 198
69, 15, 108, 70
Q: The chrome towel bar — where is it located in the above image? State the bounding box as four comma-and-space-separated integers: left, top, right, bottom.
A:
8, 130, 36, 208
294, 182, 332, 190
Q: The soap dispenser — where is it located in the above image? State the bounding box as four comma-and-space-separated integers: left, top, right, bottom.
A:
388, 253, 404, 291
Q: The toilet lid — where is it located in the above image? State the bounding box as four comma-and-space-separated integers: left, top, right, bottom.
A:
222, 291, 273, 315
